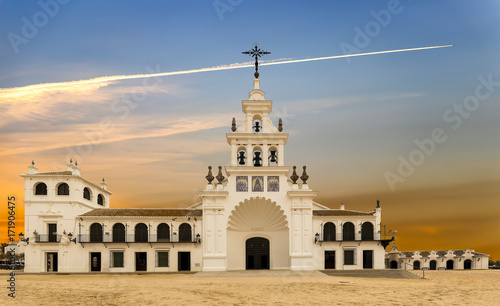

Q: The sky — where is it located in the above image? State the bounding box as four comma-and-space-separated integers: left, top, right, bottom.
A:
0, 1, 499, 259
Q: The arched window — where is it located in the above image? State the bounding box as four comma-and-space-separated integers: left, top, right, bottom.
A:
361, 222, 374, 241
135, 223, 148, 242
35, 182, 47, 195
90, 223, 103, 242
413, 260, 421, 270
342, 222, 355, 241
446, 260, 454, 270
253, 150, 263, 167
97, 194, 104, 206
113, 223, 125, 242
464, 259, 472, 270
83, 187, 91, 200
237, 148, 247, 166
57, 183, 69, 195
429, 260, 437, 270
179, 223, 192, 242
323, 222, 336, 241
252, 116, 262, 133
157, 223, 170, 242
268, 147, 278, 166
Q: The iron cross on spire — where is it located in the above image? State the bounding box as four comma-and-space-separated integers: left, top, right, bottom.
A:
242, 43, 270, 78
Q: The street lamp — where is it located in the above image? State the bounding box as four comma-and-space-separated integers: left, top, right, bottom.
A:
68, 232, 77, 244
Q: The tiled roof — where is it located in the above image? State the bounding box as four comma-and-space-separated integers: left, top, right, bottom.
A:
454, 250, 465, 256
436, 251, 447, 256
80, 208, 202, 217
313, 210, 374, 216
420, 251, 430, 257
403, 252, 414, 257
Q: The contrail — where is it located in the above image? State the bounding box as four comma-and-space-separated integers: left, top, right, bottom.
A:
0, 45, 452, 100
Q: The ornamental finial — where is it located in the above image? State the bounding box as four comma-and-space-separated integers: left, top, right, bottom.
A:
290, 166, 299, 184
216, 166, 225, 184
231, 117, 237, 132
32, 160, 35, 166
278, 118, 283, 132
242, 43, 270, 78
300, 166, 309, 184
205, 166, 214, 184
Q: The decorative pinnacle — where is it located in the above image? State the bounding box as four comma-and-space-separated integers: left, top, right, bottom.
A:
216, 166, 225, 184
231, 117, 237, 132
31, 160, 35, 166
290, 166, 299, 184
278, 118, 283, 132
70, 158, 73, 164
376, 200, 380, 208
75, 161, 78, 166
102, 178, 105, 182
205, 166, 214, 184
242, 44, 270, 79
300, 166, 309, 184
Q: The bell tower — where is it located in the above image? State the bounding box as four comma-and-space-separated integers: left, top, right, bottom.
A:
227, 77, 288, 167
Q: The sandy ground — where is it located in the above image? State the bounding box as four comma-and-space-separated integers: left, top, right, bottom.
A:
2, 270, 499, 305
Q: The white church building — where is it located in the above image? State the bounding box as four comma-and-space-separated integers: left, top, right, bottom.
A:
21, 75, 396, 273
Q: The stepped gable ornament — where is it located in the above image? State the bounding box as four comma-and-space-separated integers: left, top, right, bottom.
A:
290, 166, 299, 184
205, 166, 214, 184
242, 42, 270, 79
216, 166, 225, 184
300, 166, 309, 184
278, 118, 283, 132
231, 117, 237, 132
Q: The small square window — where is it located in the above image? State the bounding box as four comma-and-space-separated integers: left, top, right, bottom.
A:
111, 251, 124, 268
157, 251, 169, 267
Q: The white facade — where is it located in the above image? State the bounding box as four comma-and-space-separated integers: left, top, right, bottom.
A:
21, 77, 392, 273
386, 246, 489, 270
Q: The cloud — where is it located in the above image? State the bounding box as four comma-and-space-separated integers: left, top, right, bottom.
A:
0, 44, 450, 103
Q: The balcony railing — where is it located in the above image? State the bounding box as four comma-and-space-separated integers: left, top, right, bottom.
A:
34, 234, 61, 243
78, 234, 196, 243
318, 232, 382, 242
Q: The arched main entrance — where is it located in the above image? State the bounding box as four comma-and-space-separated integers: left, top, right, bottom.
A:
246, 237, 269, 270
464, 259, 472, 269
446, 260, 454, 270
390, 260, 398, 269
